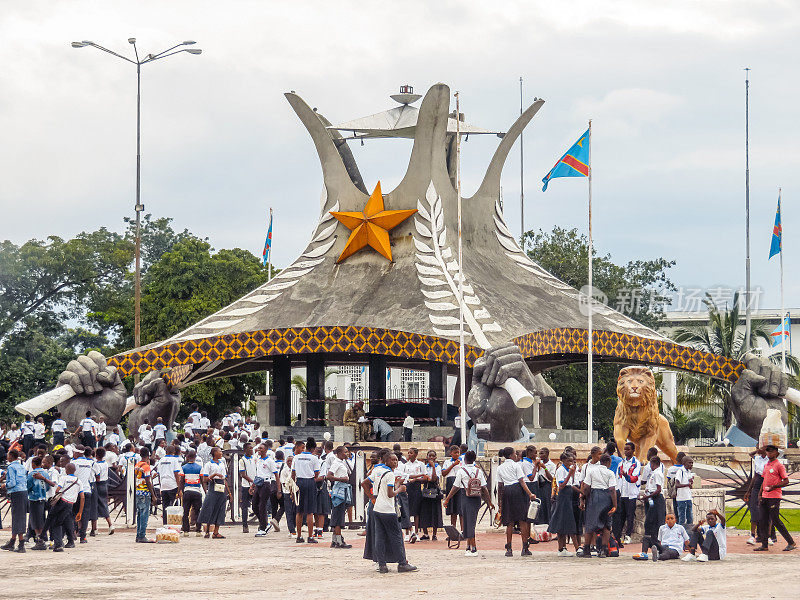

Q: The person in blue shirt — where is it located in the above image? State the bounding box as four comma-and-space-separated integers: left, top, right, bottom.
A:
179, 449, 204, 536
27, 455, 56, 550
1, 449, 29, 552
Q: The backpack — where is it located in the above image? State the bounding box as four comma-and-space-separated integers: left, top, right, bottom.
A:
465, 466, 482, 498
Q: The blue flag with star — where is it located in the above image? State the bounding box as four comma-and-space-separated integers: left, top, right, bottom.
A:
769, 196, 782, 259
542, 128, 590, 191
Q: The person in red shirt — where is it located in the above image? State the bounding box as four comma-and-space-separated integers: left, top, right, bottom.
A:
754, 445, 796, 552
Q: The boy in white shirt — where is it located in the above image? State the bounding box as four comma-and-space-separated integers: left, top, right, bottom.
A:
683, 509, 727, 562
674, 456, 695, 525
635, 513, 689, 561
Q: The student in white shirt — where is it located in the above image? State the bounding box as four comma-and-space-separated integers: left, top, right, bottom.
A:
404, 447, 426, 537
674, 456, 695, 525
292, 440, 322, 543
74, 411, 97, 449
497, 447, 536, 557
402, 411, 414, 442
548, 452, 580, 556
95, 417, 107, 446
187, 405, 202, 435
33, 417, 47, 447
634, 455, 668, 560
91, 447, 115, 535
441, 445, 462, 529
152, 417, 168, 444
238, 443, 257, 534
277, 452, 296, 536
197, 447, 230, 539
580, 449, 618, 558
155, 446, 181, 524
418, 450, 444, 541
444, 450, 491, 556
635, 512, 689, 561
327, 446, 354, 549
51, 414, 68, 447
252, 444, 279, 537
72, 447, 96, 542
314, 441, 336, 539
50, 462, 84, 551
21, 415, 35, 455
362, 450, 417, 573
614, 442, 641, 545
684, 509, 727, 562
534, 447, 556, 526
106, 427, 121, 449
745, 447, 770, 545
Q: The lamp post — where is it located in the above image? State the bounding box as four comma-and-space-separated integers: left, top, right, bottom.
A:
72, 39, 202, 371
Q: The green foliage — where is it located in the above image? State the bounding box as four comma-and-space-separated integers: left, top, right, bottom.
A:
662, 405, 717, 444
523, 226, 676, 435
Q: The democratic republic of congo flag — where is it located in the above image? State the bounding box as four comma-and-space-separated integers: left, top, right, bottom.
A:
262, 210, 273, 267
541, 128, 590, 191
769, 195, 782, 259
771, 314, 791, 348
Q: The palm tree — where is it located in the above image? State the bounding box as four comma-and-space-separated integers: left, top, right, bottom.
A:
663, 405, 718, 444
291, 368, 341, 399
672, 292, 798, 429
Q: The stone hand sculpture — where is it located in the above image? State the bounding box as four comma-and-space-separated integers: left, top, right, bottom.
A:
126, 370, 181, 436
57, 351, 181, 433
467, 343, 550, 442
730, 352, 789, 440
56, 351, 127, 429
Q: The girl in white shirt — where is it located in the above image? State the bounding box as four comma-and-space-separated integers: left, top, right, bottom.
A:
548, 452, 580, 556
418, 450, 443, 540
497, 447, 536, 557
441, 445, 463, 529
443, 450, 492, 555
197, 447, 230, 539
580, 450, 618, 557
362, 452, 417, 574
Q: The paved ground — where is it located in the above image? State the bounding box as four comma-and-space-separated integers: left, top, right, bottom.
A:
4, 524, 799, 599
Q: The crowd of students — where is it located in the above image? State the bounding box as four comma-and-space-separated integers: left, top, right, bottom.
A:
0, 412, 796, 567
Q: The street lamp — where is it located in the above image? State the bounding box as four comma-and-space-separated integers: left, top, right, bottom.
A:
72, 38, 202, 374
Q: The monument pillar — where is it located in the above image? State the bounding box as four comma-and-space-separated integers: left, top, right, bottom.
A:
306, 354, 326, 425
273, 355, 291, 426
368, 355, 387, 403
428, 361, 447, 421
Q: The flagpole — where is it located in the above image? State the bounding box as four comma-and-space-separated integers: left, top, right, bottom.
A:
268, 207, 273, 282
780, 188, 786, 373
455, 92, 467, 446
520, 76, 525, 247
587, 119, 593, 445
744, 68, 752, 349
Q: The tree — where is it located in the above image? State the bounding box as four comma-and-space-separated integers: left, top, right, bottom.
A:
0, 230, 132, 341
673, 292, 794, 429
522, 226, 677, 434
663, 405, 717, 444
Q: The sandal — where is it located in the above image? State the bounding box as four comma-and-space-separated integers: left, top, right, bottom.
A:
204, 532, 210, 539
212, 534, 226, 539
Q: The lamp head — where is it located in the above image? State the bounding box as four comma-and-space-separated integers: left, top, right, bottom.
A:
182, 40, 196, 45
81, 40, 94, 45
71, 42, 86, 48
185, 48, 202, 55
128, 38, 136, 44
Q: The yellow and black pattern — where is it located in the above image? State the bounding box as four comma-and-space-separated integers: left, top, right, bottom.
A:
108, 326, 484, 377
513, 328, 743, 383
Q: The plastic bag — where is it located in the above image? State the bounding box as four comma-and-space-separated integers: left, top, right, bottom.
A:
155, 527, 180, 543
165, 505, 183, 527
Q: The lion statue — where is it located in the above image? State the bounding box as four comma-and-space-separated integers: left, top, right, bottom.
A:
613, 366, 678, 463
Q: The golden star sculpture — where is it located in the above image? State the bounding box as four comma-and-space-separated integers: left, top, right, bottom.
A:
330, 181, 417, 263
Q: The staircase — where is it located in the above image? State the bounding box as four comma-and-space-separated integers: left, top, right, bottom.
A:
278, 425, 335, 442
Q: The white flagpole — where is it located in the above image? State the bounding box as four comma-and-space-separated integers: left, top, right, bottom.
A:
779, 189, 786, 373
587, 120, 593, 445
456, 91, 467, 446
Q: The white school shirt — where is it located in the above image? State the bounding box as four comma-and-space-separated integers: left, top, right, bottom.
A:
425, 463, 442, 482
24, 456, 36, 472
555, 464, 576, 486
536, 460, 556, 484
46, 467, 61, 498
72, 457, 95, 493
238, 455, 257, 487
278, 462, 291, 491
520, 457, 535, 479
153, 423, 167, 440
202, 458, 227, 480
154, 446, 166, 460
105, 451, 118, 466
674, 467, 694, 501
93, 460, 110, 482
753, 455, 768, 476
666, 464, 681, 480
199, 417, 211, 430
188, 412, 201, 428
156, 456, 180, 491
640, 462, 664, 485
453, 463, 486, 488
6, 428, 21, 442
320, 453, 336, 482
57, 473, 81, 504
140, 429, 154, 445
442, 457, 462, 479
658, 523, 690, 553
328, 457, 349, 480
585, 465, 616, 490
405, 459, 426, 480
292, 452, 321, 479
21, 420, 35, 435
51, 419, 67, 433
618, 456, 642, 499
403, 415, 414, 429
372, 467, 397, 514
95, 421, 106, 438
255, 455, 277, 481
699, 522, 727, 559
497, 459, 525, 486
279, 444, 295, 459
80, 418, 97, 434
645, 469, 664, 495
34, 422, 46, 438
107, 432, 121, 447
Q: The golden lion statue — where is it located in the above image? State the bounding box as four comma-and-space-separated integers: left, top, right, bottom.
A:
613, 366, 678, 462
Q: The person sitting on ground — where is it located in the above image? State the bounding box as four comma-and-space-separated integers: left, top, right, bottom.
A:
682, 509, 726, 562
634, 512, 689, 562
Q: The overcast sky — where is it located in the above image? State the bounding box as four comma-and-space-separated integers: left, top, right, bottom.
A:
2, 1, 798, 314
